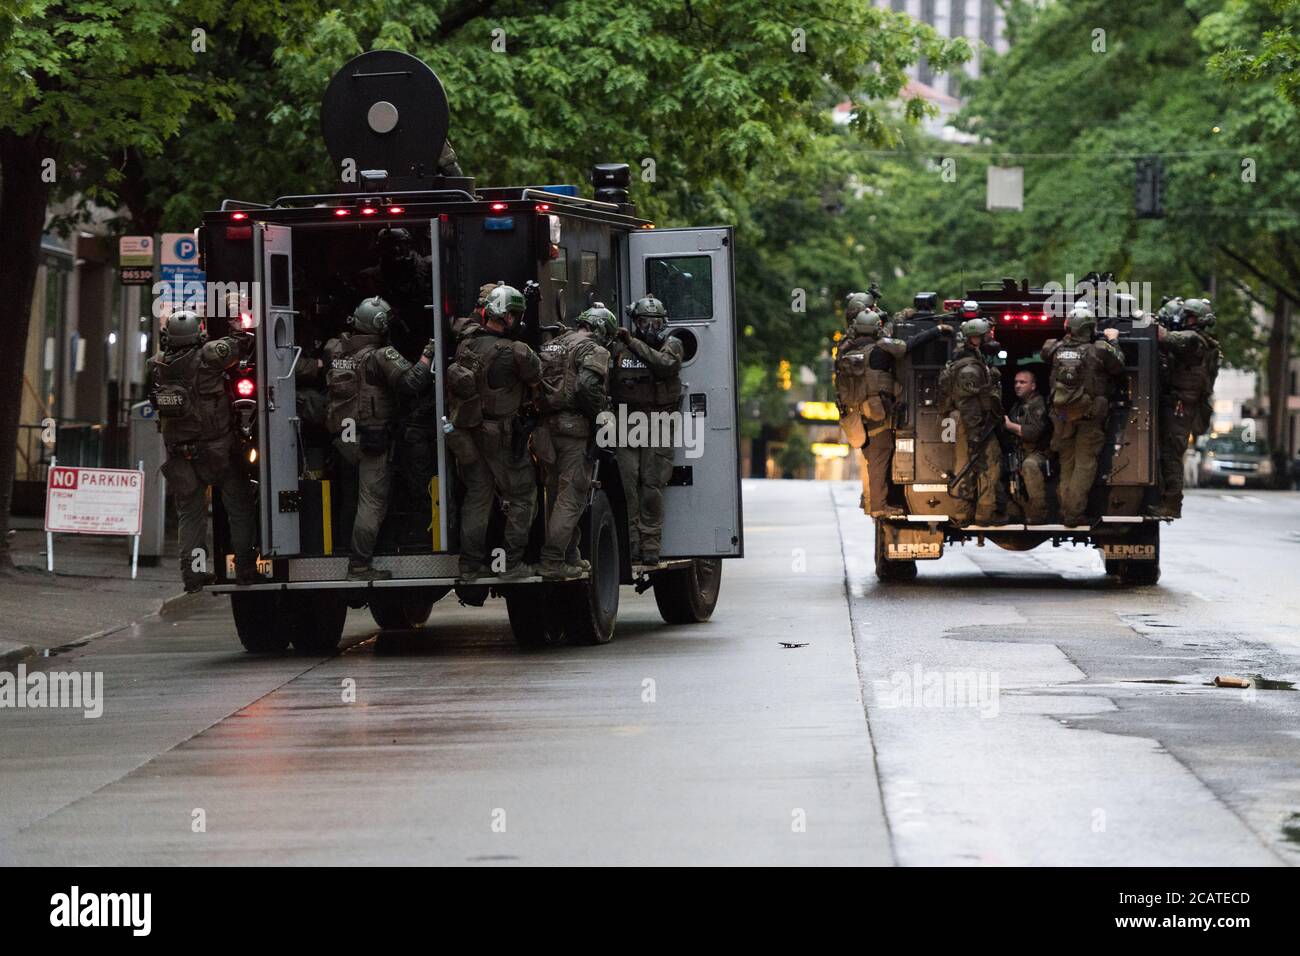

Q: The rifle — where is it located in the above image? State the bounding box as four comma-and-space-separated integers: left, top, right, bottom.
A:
947, 418, 1001, 496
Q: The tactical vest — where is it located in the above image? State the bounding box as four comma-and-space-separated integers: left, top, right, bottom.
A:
447, 332, 522, 428
150, 347, 230, 446
325, 335, 395, 433
835, 338, 899, 410
610, 342, 681, 408
536, 330, 587, 415
1168, 330, 1219, 402
1049, 336, 1112, 411
939, 350, 998, 415
1010, 396, 1049, 453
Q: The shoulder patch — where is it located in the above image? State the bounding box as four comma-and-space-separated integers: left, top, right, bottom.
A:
382, 346, 403, 362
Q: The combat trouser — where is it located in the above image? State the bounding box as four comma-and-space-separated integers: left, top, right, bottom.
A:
336, 438, 393, 563
452, 419, 538, 573
1157, 400, 1194, 515
951, 419, 1002, 524
541, 430, 593, 571
1007, 450, 1053, 524
166, 437, 256, 587
1053, 415, 1106, 525
615, 441, 675, 562
861, 421, 894, 514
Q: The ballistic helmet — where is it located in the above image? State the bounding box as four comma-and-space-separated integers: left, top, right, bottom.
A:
576, 304, 617, 343
483, 284, 525, 323
960, 317, 991, 339
852, 309, 885, 337
162, 310, 207, 349
349, 296, 392, 335
1181, 298, 1211, 325
1067, 301, 1096, 336
845, 292, 872, 322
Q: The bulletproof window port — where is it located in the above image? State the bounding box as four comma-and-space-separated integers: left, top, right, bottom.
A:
669, 327, 699, 363
270, 254, 290, 307
580, 251, 598, 288
646, 255, 712, 321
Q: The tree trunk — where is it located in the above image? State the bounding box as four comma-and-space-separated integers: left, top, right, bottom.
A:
1266, 294, 1291, 489
0, 131, 54, 570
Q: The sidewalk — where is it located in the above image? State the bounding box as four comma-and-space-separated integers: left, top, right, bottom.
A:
1, 520, 194, 665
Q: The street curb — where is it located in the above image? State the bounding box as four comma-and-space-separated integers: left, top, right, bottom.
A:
159, 590, 205, 619
0, 641, 37, 670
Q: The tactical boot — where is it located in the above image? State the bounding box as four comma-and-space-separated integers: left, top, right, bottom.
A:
1147, 502, 1181, 520
347, 561, 392, 582
639, 553, 659, 567
497, 562, 537, 583
234, 557, 260, 586
458, 563, 487, 582
540, 562, 584, 582
182, 573, 215, 594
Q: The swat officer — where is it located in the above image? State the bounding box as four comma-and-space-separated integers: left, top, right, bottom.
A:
939, 312, 1005, 526
445, 284, 542, 581
835, 303, 950, 516
1041, 302, 1126, 527
148, 310, 258, 591
609, 296, 685, 565
534, 306, 613, 580
324, 296, 435, 581
1152, 297, 1221, 518
1002, 369, 1053, 524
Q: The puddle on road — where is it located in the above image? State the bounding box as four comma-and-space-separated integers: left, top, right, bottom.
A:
1120, 675, 1295, 691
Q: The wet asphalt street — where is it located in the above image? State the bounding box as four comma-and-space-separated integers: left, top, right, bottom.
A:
1, 480, 1297, 865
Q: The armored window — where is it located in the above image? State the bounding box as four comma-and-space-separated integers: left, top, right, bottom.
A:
646, 255, 713, 322
580, 251, 598, 289
270, 254, 291, 308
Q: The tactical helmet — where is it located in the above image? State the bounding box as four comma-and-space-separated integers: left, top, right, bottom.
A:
162, 310, 207, 349
349, 296, 392, 335
960, 317, 991, 339
1067, 301, 1096, 336
630, 295, 667, 323
576, 303, 617, 343
477, 281, 502, 306
1182, 298, 1211, 324
845, 292, 872, 321
482, 284, 525, 323
376, 227, 414, 253
852, 309, 885, 337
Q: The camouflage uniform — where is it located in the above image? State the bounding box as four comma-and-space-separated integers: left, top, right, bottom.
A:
1155, 323, 1219, 516
941, 344, 1004, 525
1041, 332, 1125, 525
149, 330, 257, 590
1007, 393, 1053, 523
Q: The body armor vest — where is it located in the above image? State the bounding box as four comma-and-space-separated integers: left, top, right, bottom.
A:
150, 347, 230, 446
610, 342, 681, 408
1168, 330, 1219, 402
537, 330, 587, 415
447, 332, 522, 428
1049, 336, 1111, 411
325, 335, 395, 433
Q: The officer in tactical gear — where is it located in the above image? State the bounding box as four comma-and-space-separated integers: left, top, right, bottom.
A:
324, 296, 435, 580
149, 310, 258, 591
835, 302, 950, 516
1152, 297, 1221, 518
1041, 302, 1125, 527
1002, 369, 1054, 524
939, 313, 1006, 525
534, 305, 612, 580
610, 295, 685, 565
445, 284, 543, 581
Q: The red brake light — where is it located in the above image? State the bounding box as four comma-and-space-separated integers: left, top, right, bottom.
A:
231, 211, 248, 221
235, 377, 255, 397
1002, 313, 1012, 322
490, 202, 508, 211
334, 208, 350, 217
1020, 313, 1031, 322
536, 203, 551, 212
388, 206, 404, 214
360, 207, 377, 216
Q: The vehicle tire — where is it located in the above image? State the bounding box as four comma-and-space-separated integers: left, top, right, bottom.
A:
873, 521, 918, 582
1114, 561, 1161, 586
653, 558, 723, 624
368, 588, 447, 630
289, 590, 348, 654
505, 585, 566, 649
230, 591, 292, 653
562, 489, 620, 645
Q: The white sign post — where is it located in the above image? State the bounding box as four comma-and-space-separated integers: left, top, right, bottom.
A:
44, 462, 146, 580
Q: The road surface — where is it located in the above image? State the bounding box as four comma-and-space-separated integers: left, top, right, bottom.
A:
2, 481, 1296, 865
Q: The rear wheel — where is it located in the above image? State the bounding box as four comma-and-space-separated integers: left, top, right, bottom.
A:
505, 585, 567, 648
653, 558, 723, 624
230, 591, 292, 653
289, 590, 348, 654
874, 521, 917, 582
369, 588, 447, 630
563, 489, 620, 645
1108, 560, 1161, 586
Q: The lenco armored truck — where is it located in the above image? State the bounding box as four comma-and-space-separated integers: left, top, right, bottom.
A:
873, 279, 1163, 586
199, 51, 742, 651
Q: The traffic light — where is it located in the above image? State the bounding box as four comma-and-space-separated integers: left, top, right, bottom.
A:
1135, 156, 1165, 219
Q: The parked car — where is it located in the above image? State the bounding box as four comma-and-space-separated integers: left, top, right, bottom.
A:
1195, 430, 1274, 489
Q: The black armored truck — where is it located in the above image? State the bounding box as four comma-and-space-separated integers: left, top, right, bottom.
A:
199, 51, 743, 651
871, 279, 1164, 586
